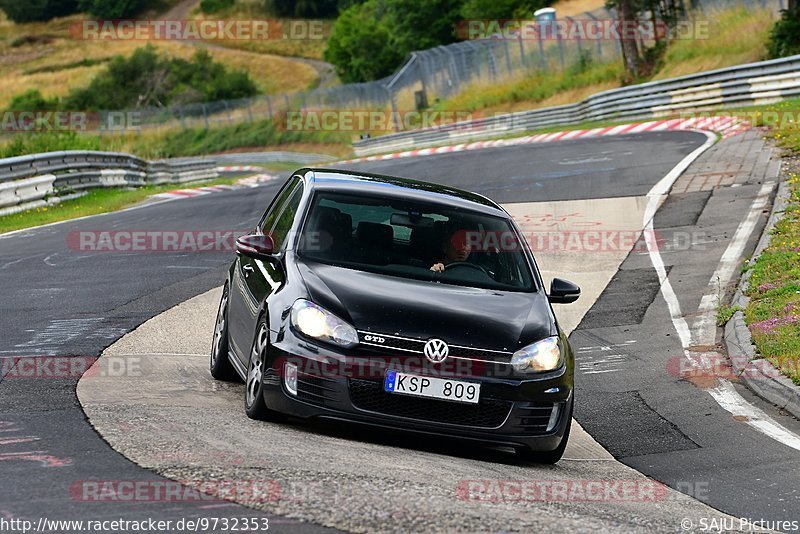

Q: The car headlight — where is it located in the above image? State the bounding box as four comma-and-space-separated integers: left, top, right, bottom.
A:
511, 336, 563, 373
290, 299, 358, 348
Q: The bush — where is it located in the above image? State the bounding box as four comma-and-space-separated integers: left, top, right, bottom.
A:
6, 90, 60, 111
77, 0, 145, 18
60, 45, 258, 110
0, 131, 103, 159
0, 0, 77, 23
200, 0, 235, 13
767, 8, 800, 59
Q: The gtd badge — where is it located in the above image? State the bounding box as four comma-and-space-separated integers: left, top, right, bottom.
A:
364, 334, 385, 344
424, 338, 449, 363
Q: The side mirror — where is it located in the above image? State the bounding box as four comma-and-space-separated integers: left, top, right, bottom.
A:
549, 278, 580, 304
236, 234, 275, 260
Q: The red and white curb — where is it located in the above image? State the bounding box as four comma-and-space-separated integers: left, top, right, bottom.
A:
237, 173, 279, 187
152, 184, 238, 200
151, 175, 281, 201
217, 165, 264, 173
336, 116, 751, 164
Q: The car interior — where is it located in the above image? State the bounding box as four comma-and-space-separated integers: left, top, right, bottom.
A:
299, 193, 533, 290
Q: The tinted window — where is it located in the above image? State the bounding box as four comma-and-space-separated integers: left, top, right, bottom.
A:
260, 176, 301, 234
298, 192, 534, 291
268, 184, 303, 251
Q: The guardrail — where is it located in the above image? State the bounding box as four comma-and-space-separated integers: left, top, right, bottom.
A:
0, 151, 218, 216
353, 54, 800, 156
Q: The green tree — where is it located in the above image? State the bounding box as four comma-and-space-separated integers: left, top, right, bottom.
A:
263, 0, 340, 17
461, 0, 548, 19
0, 0, 77, 23
768, 4, 800, 59
200, 0, 235, 13
324, 0, 403, 82
77, 0, 146, 18
386, 0, 463, 52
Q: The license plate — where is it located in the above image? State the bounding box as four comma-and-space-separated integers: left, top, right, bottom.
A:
384, 370, 480, 404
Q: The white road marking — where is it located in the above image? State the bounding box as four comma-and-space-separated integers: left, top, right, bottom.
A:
709, 381, 800, 450
643, 132, 800, 451
693, 181, 776, 344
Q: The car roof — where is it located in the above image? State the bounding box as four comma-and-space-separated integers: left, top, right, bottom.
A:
297, 168, 507, 217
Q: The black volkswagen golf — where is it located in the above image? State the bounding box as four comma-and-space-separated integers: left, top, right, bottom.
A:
210, 168, 580, 463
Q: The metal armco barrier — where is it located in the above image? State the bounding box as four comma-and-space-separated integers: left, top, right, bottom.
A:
353, 54, 800, 156
0, 151, 217, 216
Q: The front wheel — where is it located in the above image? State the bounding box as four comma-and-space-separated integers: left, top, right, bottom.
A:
516, 398, 573, 464
210, 284, 237, 381
244, 319, 286, 422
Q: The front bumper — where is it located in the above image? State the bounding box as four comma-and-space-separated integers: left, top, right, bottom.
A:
262, 331, 573, 451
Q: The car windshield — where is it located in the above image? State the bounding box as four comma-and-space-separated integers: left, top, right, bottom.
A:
297, 191, 535, 291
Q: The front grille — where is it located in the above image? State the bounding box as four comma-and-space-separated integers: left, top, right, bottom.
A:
358, 331, 513, 364
348, 378, 512, 428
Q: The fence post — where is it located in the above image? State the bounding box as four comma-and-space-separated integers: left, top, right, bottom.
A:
223, 100, 232, 125
202, 104, 209, 129
487, 44, 498, 81
518, 28, 527, 67
266, 95, 273, 118
537, 26, 547, 70
587, 12, 603, 59
567, 17, 583, 60
447, 47, 462, 96
416, 52, 429, 104
386, 84, 399, 132
502, 39, 513, 76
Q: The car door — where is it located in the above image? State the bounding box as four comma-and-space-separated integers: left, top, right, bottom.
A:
229, 176, 303, 364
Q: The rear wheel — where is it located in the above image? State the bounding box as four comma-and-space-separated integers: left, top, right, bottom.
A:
517, 398, 573, 464
244, 319, 286, 422
210, 284, 237, 381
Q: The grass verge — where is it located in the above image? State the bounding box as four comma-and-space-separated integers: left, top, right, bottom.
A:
0, 119, 353, 160
0, 177, 238, 235
740, 99, 800, 385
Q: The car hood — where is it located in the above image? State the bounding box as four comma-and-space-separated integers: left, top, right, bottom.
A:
297, 260, 555, 352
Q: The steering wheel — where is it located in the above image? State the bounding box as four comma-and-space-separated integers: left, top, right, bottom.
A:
444, 261, 490, 276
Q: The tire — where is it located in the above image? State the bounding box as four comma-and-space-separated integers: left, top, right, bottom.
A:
517, 398, 573, 464
210, 284, 238, 381
244, 318, 286, 422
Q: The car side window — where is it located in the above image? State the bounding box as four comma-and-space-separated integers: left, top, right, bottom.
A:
268, 184, 304, 251
259, 176, 301, 235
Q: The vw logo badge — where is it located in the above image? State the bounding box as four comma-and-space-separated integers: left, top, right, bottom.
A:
424, 338, 449, 363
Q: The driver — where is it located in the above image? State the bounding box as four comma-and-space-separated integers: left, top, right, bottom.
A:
430, 227, 473, 273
